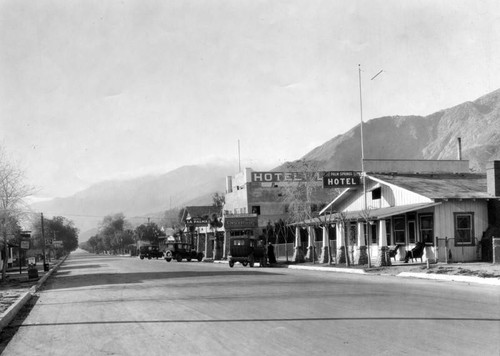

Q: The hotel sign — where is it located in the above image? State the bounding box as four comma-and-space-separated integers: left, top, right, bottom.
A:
323, 171, 362, 188
251, 171, 322, 183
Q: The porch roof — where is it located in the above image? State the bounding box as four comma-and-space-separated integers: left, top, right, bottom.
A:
300, 202, 441, 225
369, 173, 490, 199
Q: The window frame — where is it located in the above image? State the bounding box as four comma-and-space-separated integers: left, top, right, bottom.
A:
454, 212, 475, 246
419, 213, 434, 246
393, 215, 406, 245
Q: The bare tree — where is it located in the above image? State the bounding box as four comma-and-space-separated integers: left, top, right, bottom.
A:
0, 149, 35, 282
280, 160, 339, 262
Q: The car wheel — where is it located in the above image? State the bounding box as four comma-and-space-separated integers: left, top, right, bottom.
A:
165, 258, 172, 262
140, 256, 144, 260
242, 261, 248, 267
197, 253, 204, 262
186, 257, 192, 262
229, 260, 235, 268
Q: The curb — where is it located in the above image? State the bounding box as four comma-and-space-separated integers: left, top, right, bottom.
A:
397, 272, 500, 286
0, 255, 68, 333
212, 260, 499, 284
287, 265, 367, 274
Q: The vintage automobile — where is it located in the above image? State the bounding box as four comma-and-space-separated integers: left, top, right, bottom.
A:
228, 236, 266, 267
139, 245, 164, 260
164, 242, 204, 262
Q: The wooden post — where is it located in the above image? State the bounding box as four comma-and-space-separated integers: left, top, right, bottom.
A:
444, 237, 448, 264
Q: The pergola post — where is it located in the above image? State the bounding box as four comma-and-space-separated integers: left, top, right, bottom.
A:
305, 226, 316, 262
319, 225, 330, 263
376, 220, 390, 266
355, 221, 369, 265
292, 226, 305, 263
337, 223, 346, 264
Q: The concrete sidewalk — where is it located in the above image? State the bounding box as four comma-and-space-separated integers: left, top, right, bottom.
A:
215, 259, 500, 285
0, 256, 68, 333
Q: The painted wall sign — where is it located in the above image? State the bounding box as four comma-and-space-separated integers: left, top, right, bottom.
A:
251, 171, 322, 183
185, 217, 209, 226
323, 171, 362, 188
224, 215, 259, 229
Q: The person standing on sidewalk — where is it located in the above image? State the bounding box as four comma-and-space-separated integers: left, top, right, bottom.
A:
267, 242, 276, 265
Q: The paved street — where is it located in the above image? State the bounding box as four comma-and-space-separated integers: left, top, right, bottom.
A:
2, 250, 499, 355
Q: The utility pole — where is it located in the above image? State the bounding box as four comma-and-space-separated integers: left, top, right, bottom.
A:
41, 213, 46, 270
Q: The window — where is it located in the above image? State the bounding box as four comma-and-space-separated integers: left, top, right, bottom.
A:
372, 187, 381, 200
454, 212, 474, 246
251, 206, 261, 215
393, 216, 405, 244
385, 220, 392, 245
371, 223, 377, 244
419, 214, 434, 245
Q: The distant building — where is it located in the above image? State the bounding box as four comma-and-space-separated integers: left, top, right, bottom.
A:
180, 205, 222, 260
223, 167, 334, 258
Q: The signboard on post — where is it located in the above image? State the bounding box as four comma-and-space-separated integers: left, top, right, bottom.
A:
20, 240, 30, 250
323, 171, 362, 188
53, 240, 63, 248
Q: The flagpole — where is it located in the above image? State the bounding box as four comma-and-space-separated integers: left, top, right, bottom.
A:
358, 64, 371, 268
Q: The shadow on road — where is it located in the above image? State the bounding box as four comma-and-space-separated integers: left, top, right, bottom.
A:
41, 270, 281, 290
11, 315, 500, 329
57, 264, 105, 270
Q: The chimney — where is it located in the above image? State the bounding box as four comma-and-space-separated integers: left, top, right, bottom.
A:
487, 161, 500, 196
225, 176, 233, 194
457, 137, 462, 160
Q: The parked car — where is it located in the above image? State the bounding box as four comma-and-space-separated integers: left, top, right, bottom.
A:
228, 236, 265, 267
139, 245, 163, 260
164, 242, 203, 262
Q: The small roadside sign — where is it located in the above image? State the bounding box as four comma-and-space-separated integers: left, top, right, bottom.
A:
20, 240, 30, 250
53, 240, 63, 248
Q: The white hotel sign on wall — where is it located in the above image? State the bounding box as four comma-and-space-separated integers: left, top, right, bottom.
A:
323, 171, 362, 188
251, 171, 361, 188
251, 171, 322, 182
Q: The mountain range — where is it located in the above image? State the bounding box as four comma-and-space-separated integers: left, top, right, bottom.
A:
31, 88, 500, 241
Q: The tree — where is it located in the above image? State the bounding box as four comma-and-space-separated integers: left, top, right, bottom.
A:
134, 222, 163, 245
0, 148, 34, 282
98, 213, 131, 254
46, 216, 79, 253
279, 160, 338, 262
212, 192, 225, 208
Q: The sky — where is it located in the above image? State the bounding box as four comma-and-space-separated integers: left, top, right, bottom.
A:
1, 0, 500, 201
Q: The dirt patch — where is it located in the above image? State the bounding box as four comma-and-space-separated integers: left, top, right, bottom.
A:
365, 262, 500, 278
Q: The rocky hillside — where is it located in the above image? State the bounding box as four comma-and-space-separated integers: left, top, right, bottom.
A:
289, 88, 500, 172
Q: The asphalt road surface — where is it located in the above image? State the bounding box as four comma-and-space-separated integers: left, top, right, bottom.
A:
2, 250, 499, 355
